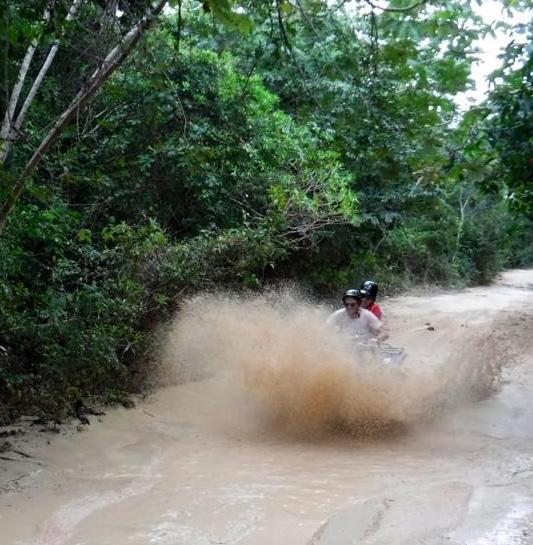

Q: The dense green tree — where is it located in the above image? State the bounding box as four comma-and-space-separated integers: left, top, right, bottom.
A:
484, 33, 532, 214
0, 0, 529, 422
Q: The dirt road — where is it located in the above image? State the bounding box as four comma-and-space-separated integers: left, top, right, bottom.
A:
2, 270, 533, 545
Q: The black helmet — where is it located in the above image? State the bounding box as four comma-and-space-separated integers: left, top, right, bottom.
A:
359, 280, 378, 300
342, 288, 361, 303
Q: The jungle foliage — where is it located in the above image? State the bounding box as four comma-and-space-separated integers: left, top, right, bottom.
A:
0, 0, 531, 422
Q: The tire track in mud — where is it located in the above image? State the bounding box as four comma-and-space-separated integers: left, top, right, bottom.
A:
32, 453, 161, 545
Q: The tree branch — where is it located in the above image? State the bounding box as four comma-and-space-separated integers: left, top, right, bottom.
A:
362, 0, 426, 12
328, 0, 351, 14
274, 0, 320, 108
294, 0, 319, 37
176, 0, 183, 53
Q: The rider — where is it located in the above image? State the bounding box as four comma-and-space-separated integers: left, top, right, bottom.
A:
327, 288, 388, 342
358, 280, 383, 321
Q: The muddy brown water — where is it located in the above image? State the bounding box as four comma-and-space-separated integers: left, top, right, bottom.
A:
2, 270, 533, 545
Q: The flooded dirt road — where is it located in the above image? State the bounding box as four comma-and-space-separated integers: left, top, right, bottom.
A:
2, 270, 533, 545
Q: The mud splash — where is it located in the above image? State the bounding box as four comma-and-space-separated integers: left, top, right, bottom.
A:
159, 292, 504, 437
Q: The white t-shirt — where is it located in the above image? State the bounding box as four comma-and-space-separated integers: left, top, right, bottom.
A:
326, 308, 383, 339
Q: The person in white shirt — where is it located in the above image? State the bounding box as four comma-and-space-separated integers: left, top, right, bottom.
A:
327, 288, 389, 342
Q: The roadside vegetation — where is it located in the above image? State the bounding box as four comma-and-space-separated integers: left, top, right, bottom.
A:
1, 0, 531, 423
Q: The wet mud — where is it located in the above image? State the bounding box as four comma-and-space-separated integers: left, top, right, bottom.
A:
2, 270, 533, 545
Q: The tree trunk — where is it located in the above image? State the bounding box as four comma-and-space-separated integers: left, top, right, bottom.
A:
0, 3, 52, 163
1, 0, 85, 163
452, 187, 470, 264
0, 0, 168, 236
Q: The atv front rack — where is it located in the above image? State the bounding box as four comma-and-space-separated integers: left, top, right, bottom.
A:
380, 344, 406, 365
356, 339, 407, 365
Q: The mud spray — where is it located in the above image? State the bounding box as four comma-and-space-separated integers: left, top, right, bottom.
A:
158, 291, 505, 438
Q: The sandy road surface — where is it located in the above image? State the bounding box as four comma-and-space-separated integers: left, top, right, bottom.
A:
2, 270, 533, 545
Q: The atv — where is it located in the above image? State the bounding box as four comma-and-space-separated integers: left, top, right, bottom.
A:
352, 337, 407, 366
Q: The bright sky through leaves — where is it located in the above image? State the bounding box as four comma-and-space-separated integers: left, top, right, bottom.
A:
455, 0, 531, 110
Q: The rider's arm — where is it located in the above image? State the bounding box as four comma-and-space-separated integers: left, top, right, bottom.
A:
326, 309, 342, 327
366, 311, 389, 341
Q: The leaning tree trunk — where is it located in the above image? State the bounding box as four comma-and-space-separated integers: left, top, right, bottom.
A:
0, 2, 52, 164
0, 0, 168, 236
0, 0, 85, 164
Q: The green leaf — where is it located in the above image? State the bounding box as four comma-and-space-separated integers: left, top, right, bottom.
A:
77, 229, 92, 243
